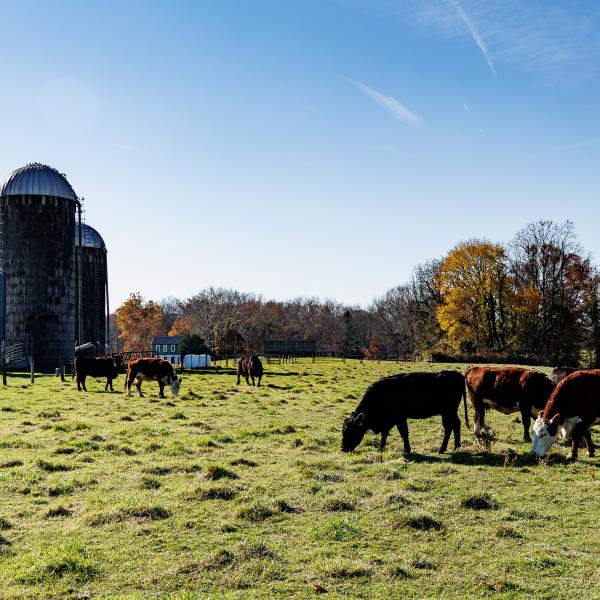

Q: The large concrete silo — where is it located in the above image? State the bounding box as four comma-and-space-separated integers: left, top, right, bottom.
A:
0, 163, 81, 371
75, 223, 109, 350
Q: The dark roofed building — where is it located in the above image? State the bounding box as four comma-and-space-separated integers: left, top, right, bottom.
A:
152, 335, 181, 365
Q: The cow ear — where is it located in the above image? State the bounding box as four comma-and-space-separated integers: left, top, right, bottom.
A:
355, 413, 365, 425
538, 410, 544, 419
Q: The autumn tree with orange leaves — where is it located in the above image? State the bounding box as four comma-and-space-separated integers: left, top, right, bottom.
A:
115, 293, 166, 351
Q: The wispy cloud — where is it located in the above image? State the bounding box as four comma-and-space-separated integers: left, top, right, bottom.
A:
347, 78, 423, 126
348, 0, 600, 81
446, 0, 496, 77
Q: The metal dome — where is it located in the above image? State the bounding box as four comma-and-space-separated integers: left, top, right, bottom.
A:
75, 223, 106, 250
0, 163, 78, 201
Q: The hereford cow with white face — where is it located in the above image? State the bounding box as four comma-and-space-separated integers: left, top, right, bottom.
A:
125, 358, 181, 398
465, 366, 554, 442
532, 370, 600, 460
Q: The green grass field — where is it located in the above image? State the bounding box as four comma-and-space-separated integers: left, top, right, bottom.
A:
0, 359, 598, 599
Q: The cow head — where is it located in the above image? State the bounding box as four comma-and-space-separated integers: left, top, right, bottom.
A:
169, 377, 181, 397
341, 412, 367, 452
531, 412, 560, 457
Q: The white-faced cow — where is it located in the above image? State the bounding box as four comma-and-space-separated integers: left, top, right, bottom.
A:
125, 358, 181, 398
73, 355, 121, 392
237, 354, 263, 386
532, 370, 600, 460
465, 366, 554, 442
341, 371, 468, 454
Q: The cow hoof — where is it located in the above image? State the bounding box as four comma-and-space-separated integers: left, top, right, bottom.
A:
524, 436, 532, 443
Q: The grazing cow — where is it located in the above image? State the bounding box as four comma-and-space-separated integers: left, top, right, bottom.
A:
73, 355, 120, 392
125, 358, 181, 398
551, 366, 579, 385
465, 366, 554, 442
341, 371, 468, 454
532, 370, 600, 459
237, 354, 263, 386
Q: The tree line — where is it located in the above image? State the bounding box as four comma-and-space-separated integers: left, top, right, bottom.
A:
113, 220, 600, 366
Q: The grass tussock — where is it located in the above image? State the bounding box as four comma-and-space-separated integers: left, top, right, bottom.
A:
203, 464, 238, 481
460, 492, 499, 510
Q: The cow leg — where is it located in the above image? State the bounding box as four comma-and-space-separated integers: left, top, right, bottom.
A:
257, 375, 261, 387
77, 376, 82, 392
583, 429, 595, 457
237, 373, 241, 385
158, 381, 165, 398
520, 404, 532, 442
105, 378, 109, 392
452, 414, 461, 450
245, 374, 250, 385
379, 429, 389, 451
109, 379, 114, 392
567, 423, 585, 460
81, 376, 87, 392
135, 377, 144, 398
438, 414, 453, 453
397, 419, 411, 454
251, 375, 255, 386
470, 393, 486, 437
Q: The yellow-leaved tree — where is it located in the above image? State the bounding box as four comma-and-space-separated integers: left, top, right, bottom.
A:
435, 240, 512, 352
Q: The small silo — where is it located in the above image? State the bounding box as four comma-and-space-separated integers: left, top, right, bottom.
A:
0, 163, 80, 371
75, 223, 109, 350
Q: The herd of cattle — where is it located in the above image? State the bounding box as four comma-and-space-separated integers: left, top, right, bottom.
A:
72, 353, 599, 461
343, 366, 600, 460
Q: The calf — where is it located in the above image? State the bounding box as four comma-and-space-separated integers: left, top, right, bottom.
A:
465, 366, 554, 441
125, 358, 181, 398
532, 370, 600, 460
237, 354, 263, 386
73, 356, 120, 392
341, 371, 468, 454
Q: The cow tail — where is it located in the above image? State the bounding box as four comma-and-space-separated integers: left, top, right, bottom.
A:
463, 386, 470, 429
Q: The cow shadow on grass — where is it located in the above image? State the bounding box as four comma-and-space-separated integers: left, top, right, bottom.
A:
401, 450, 540, 468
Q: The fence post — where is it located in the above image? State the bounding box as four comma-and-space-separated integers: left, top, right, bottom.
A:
60, 356, 65, 382
2, 342, 6, 386
30, 357, 35, 384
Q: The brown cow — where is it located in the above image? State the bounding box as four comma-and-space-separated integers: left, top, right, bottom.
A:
532, 370, 600, 459
125, 358, 181, 398
237, 354, 263, 386
465, 366, 554, 441
73, 355, 120, 392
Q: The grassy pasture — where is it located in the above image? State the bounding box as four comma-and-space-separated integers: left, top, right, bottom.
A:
0, 359, 598, 599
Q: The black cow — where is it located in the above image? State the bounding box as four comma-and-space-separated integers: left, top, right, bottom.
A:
237, 354, 263, 386
341, 371, 468, 454
73, 355, 120, 392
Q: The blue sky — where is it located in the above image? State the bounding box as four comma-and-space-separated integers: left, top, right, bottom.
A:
1, 0, 599, 308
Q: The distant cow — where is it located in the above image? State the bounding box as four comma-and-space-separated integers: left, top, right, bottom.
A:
125, 358, 181, 398
532, 370, 600, 460
73, 355, 120, 392
465, 366, 554, 441
341, 371, 468, 454
237, 354, 263, 386
551, 366, 578, 385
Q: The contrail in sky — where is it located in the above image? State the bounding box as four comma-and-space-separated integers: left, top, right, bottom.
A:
447, 0, 497, 77
347, 79, 423, 126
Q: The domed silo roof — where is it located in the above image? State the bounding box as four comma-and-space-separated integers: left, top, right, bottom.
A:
0, 163, 78, 201
75, 223, 106, 250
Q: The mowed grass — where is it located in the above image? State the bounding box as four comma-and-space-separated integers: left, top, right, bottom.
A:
0, 360, 598, 599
